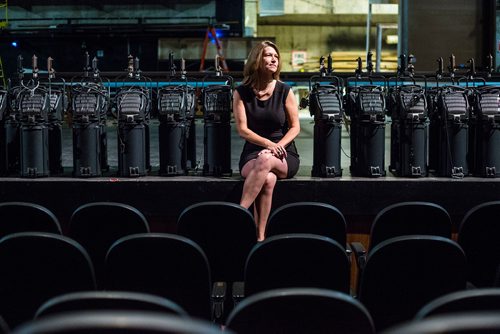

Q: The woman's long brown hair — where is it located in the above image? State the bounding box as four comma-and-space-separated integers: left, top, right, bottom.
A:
242, 40, 282, 89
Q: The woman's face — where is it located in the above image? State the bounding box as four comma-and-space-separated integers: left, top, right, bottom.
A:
261, 46, 279, 74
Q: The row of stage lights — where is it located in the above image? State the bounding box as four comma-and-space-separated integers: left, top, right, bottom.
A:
0, 52, 233, 178
302, 52, 499, 178
0, 51, 499, 179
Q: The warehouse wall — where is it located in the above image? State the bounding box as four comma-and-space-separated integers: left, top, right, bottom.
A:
407, 0, 495, 72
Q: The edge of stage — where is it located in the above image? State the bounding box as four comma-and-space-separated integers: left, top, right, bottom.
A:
1, 173, 499, 236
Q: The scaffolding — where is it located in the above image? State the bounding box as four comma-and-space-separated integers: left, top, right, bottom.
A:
0, 0, 7, 29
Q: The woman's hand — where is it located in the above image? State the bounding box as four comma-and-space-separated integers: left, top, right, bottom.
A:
264, 141, 287, 159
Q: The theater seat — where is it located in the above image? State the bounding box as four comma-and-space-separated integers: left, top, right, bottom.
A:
226, 287, 375, 334
177, 201, 256, 283
457, 201, 500, 287
12, 311, 228, 334
356, 235, 467, 332
177, 201, 257, 322
0, 201, 62, 238
367, 201, 452, 250
0, 232, 96, 328
351, 201, 453, 293
415, 288, 500, 320
244, 233, 351, 297
68, 201, 150, 287
35, 291, 189, 319
381, 312, 500, 334
104, 233, 213, 321
265, 201, 348, 248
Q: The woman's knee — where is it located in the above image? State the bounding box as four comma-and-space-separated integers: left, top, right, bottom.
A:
254, 153, 274, 172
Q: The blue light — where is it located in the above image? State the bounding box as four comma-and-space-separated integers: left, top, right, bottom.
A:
11, 41, 18, 47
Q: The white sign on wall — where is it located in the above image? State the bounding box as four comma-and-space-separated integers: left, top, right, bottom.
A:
292, 50, 307, 68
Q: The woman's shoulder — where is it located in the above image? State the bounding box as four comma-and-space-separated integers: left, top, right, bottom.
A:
276, 80, 290, 91
276, 80, 289, 88
235, 83, 252, 95
276, 80, 291, 96
235, 84, 252, 98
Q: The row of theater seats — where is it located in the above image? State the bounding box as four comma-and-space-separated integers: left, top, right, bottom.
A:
6, 287, 500, 334
0, 200, 499, 333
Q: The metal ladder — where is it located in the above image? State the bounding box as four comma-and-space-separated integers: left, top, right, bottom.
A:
199, 25, 229, 72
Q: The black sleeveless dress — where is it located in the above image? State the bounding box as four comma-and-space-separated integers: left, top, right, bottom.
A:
236, 81, 300, 178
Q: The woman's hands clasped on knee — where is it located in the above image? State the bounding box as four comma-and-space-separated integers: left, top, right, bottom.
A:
263, 141, 287, 160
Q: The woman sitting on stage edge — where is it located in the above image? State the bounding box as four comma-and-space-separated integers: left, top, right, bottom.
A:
233, 40, 301, 241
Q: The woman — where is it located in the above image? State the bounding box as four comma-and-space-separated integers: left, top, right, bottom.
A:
233, 41, 301, 241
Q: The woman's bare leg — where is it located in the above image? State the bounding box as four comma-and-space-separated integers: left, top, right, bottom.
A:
240, 152, 287, 209
253, 172, 277, 241
240, 152, 287, 240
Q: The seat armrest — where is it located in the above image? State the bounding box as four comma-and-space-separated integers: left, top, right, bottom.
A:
345, 243, 353, 265
231, 281, 245, 309
345, 243, 353, 255
350, 241, 367, 270
211, 281, 227, 322
350, 242, 366, 256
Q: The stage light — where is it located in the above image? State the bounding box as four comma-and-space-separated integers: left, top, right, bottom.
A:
11, 41, 18, 47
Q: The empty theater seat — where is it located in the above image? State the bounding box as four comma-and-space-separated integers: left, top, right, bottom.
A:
356, 235, 467, 332
35, 290, 189, 319
12, 311, 229, 334
265, 201, 348, 247
104, 233, 213, 321
0, 232, 96, 328
0, 201, 62, 238
457, 201, 500, 287
226, 287, 375, 334
68, 201, 150, 287
243, 233, 351, 298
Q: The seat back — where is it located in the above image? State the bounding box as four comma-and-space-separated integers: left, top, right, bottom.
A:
357, 235, 467, 332
226, 288, 375, 334
69, 202, 150, 286
415, 288, 500, 320
458, 201, 500, 287
0, 232, 96, 327
382, 312, 500, 334
265, 202, 347, 247
35, 291, 189, 319
0, 316, 8, 334
244, 233, 350, 297
0, 202, 62, 238
12, 311, 229, 334
369, 201, 452, 250
177, 201, 257, 282
104, 233, 212, 320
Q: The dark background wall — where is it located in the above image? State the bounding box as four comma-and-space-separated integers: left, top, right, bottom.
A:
407, 0, 495, 72
0, 0, 243, 76
1, 34, 160, 75
0, 0, 497, 76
